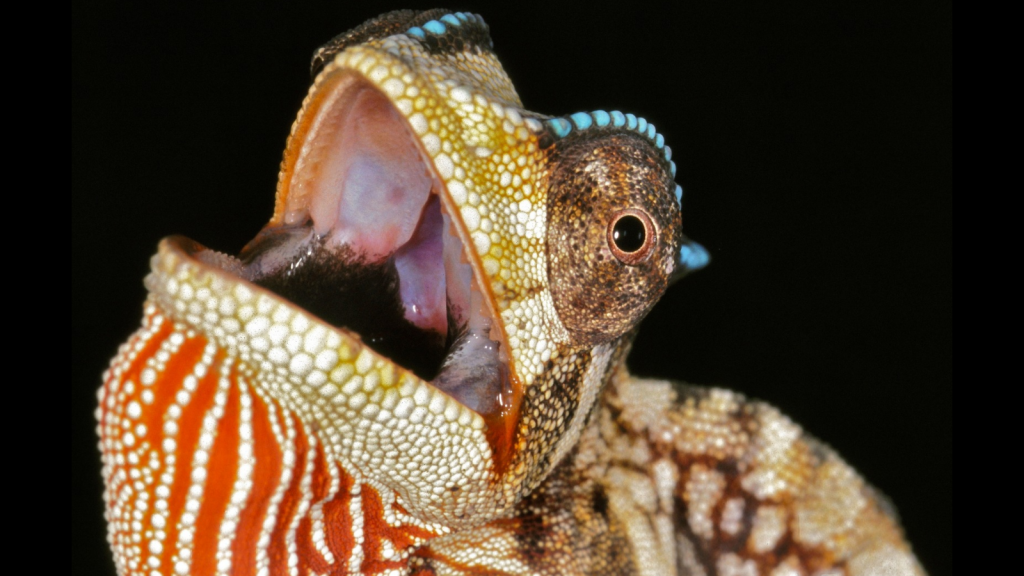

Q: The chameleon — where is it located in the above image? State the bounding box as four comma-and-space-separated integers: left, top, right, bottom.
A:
97, 9, 926, 576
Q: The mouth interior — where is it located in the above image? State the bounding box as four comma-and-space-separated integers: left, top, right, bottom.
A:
234, 76, 510, 417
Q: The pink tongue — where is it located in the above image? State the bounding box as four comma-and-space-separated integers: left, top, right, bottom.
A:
393, 196, 447, 336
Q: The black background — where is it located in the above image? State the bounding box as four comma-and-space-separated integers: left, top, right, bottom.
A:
73, 2, 950, 575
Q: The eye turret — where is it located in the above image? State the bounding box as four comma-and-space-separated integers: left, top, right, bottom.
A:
544, 127, 689, 347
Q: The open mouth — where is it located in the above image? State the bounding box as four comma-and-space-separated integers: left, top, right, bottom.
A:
218, 75, 512, 420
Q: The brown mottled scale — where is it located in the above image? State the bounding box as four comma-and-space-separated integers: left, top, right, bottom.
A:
97, 10, 926, 576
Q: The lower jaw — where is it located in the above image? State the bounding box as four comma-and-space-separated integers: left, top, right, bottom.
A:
113, 236, 524, 531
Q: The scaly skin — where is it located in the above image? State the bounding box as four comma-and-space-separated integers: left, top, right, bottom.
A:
98, 10, 926, 575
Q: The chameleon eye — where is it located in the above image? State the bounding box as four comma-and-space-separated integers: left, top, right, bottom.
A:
608, 209, 655, 264
545, 132, 678, 346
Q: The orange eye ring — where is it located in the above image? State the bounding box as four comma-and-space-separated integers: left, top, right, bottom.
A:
607, 208, 656, 265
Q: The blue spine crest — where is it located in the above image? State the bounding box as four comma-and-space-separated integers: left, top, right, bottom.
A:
544, 110, 681, 203
407, 12, 482, 40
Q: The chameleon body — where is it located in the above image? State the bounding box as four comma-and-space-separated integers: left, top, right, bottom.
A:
97, 10, 926, 576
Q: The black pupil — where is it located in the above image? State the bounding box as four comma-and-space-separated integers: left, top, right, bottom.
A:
612, 215, 646, 252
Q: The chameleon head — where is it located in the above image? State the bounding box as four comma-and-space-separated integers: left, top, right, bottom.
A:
104, 10, 705, 536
